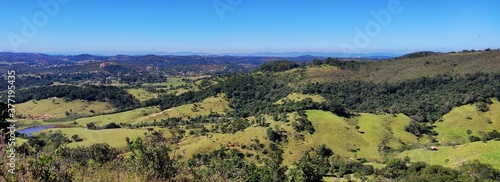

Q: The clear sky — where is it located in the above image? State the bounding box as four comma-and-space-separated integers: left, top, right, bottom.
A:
1, 0, 499, 55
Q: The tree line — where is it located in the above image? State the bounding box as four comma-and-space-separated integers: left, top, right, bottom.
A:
301, 73, 500, 123
14, 85, 139, 110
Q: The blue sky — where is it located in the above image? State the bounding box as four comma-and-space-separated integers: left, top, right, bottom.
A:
0, 0, 499, 55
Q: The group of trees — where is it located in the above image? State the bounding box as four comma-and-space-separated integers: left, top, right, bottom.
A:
312, 57, 365, 71
377, 158, 500, 181
292, 110, 315, 134
14, 85, 140, 110
404, 121, 436, 138
221, 74, 291, 117
85, 122, 121, 130
2, 105, 500, 181
301, 73, 500, 123
258, 60, 300, 72
0, 68, 167, 92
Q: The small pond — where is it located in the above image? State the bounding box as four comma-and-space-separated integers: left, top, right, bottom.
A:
17, 125, 56, 136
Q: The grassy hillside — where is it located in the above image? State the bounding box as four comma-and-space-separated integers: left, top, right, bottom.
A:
285, 110, 423, 162
40, 127, 172, 149
177, 125, 272, 161
172, 110, 424, 165
71, 95, 229, 127
5, 51, 500, 181
15, 98, 114, 120
399, 140, 500, 169
297, 50, 500, 84
434, 98, 500, 144
126, 88, 157, 102
154, 95, 229, 120
276, 93, 325, 104
71, 106, 161, 127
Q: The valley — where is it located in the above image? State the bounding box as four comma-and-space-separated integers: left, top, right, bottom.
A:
1, 50, 500, 181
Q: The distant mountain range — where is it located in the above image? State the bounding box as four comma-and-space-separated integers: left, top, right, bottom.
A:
0, 51, 400, 66
18, 51, 402, 58
218, 52, 401, 58
0, 51, 402, 74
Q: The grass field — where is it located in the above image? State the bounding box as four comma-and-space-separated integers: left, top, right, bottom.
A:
39, 127, 172, 149
398, 140, 500, 169
173, 109, 427, 165
71, 95, 229, 127
434, 99, 500, 144
71, 106, 161, 127
126, 88, 157, 102
280, 111, 422, 165
166, 88, 191, 96
141, 76, 210, 88
177, 125, 271, 161
276, 93, 326, 104
145, 95, 229, 123
15, 98, 115, 120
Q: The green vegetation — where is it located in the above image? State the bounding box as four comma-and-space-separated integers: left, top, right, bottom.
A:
14, 85, 140, 110
276, 93, 325, 104
399, 141, 500, 169
302, 73, 500, 122
38, 128, 155, 149
258, 60, 300, 72
2, 50, 500, 181
300, 50, 500, 83
15, 98, 114, 120
126, 88, 157, 102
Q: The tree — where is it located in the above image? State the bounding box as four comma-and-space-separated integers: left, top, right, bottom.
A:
459, 160, 500, 181
0, 102, 10, 121
476, 102, 490, 112
258, 60, 299, 72
71, 134, 83, 142
383, 158, 408, 179
127, 137, 177, 179
48, 131, 71, 148
0, 102, 12, 133
404, 122, 435, 137
103, 122, 121, 129
267, 127, 282, 142
316, 144, 333, 158
86, 123, 98, 130
312, 59, 322, 66
469, 135, 481, 142
466, 129, 472, 136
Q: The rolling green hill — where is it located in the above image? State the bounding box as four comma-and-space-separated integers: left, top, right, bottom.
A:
14, 98, 115, 127
433, 98, 500, 144
292, 50, 500, 84
4, 50, 500, 181
398, 140, 500, 169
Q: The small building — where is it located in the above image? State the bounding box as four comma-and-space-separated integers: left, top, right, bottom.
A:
34, 114, 50, 120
